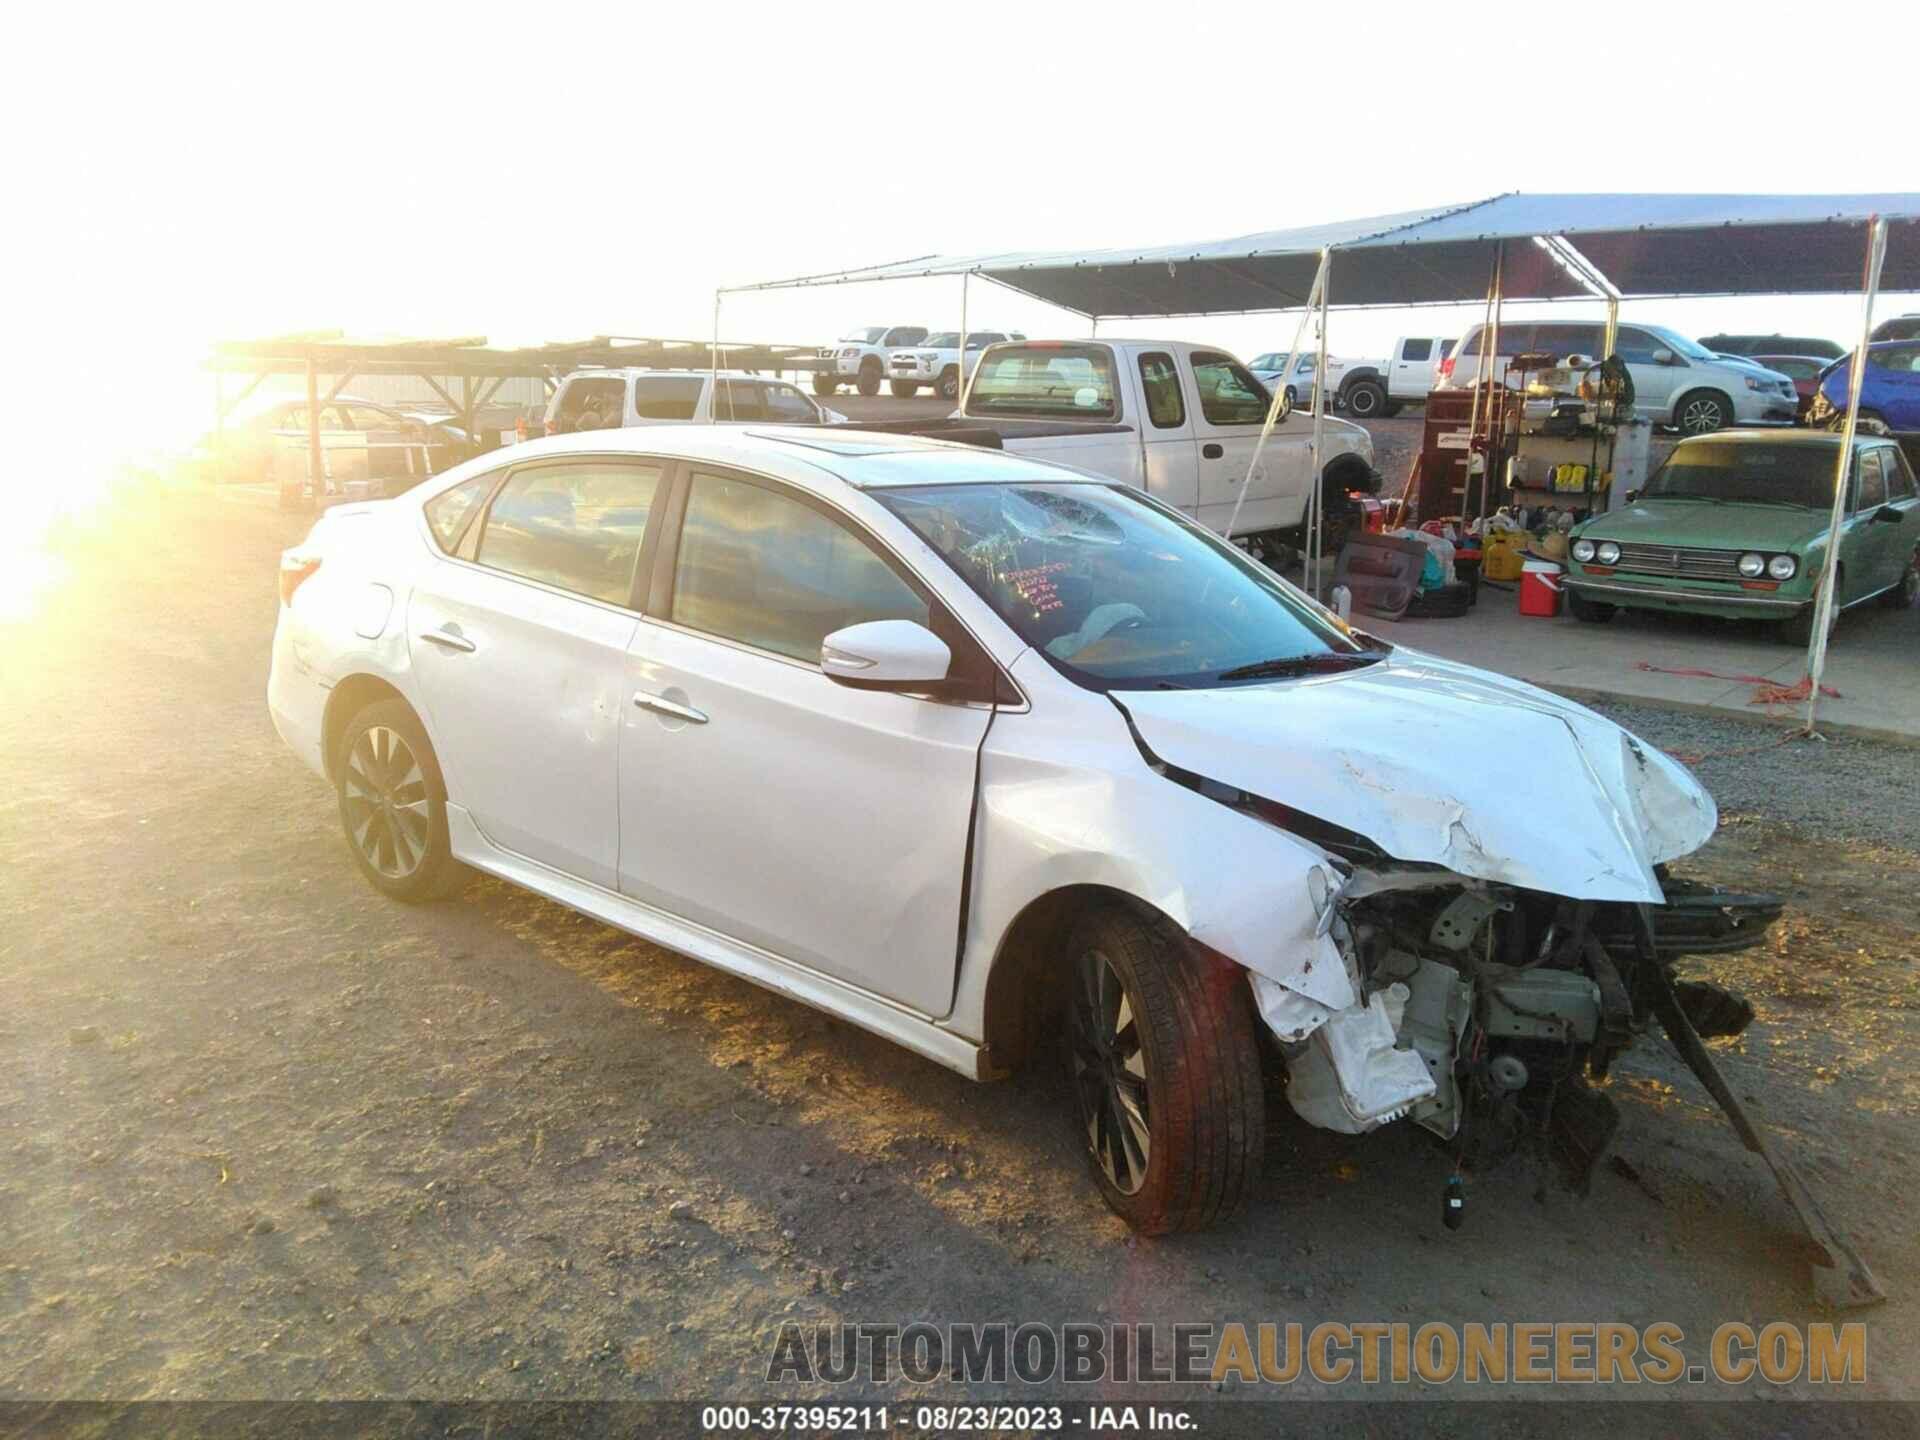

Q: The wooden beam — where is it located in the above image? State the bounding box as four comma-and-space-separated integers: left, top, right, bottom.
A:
306, 355, 322, 513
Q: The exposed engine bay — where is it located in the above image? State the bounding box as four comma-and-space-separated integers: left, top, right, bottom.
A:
1247, 863, 1882, 1309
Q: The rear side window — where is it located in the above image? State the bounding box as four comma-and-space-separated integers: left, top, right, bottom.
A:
425, 473, 497, 552
1400, 338, 1432, 362
552, 377, 626, 431
1461, 324, 1535, 357
763, 384, 820, 423
1137, 352, 1186, 429
632, 376, 702, 420
1887, 447, 1917, 499
671, 473, 928, 662
1534, 323, 1602, 358
476, 462, 664, 605
1189, 352, 1270, 426
968, 344, 1119, 421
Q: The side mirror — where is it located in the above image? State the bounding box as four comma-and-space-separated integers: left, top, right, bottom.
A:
1651, 348, 1676, 366
1873, 504, 1905, 525
821, 619, 951, 690
1624, 489, 1641, 504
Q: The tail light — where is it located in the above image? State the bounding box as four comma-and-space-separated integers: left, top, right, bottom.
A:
545, 418, 558, 435
279, 550, 321, 606
1435, 355, 1456, 384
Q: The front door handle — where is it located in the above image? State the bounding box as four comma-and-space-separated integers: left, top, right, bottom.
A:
419, 628, 476, 653
633, 690, 708, 724
1202, 442, 1225, 460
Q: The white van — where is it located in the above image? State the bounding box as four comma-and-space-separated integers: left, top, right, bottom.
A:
543, 369, 846, 434
1435, 320, 1799, 435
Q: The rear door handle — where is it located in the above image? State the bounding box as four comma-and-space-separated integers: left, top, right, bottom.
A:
419, 628, 476, 653
633, 690, 708, 724
1202, 443, 1225, 459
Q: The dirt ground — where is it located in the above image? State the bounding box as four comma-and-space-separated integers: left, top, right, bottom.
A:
2, 468, 1916, 1415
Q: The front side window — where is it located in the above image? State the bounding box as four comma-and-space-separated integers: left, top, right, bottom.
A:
1868, 344, 1920, 374
1138, 352, 1185, 429
1401, 338, 1433, 362
1886, 447, 1918, 499
671, 474, 928, 663
424, 473, 497, 553
882, 327, 928, 347
1190, 352, 1270, 426
763, 384, 820, 424
877, 482, 1365, 690
476, 462, 663, 604
1611, 327, 1665, 364
967, 344, 1119, 421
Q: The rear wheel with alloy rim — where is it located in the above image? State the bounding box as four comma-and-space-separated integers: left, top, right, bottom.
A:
336, 699, 463, 902
1675, 389, 1732, 435
1064, 905, 1264, 1234
856, 360, 882, 397
938, 367, 960, 401
812, 374, 837, 397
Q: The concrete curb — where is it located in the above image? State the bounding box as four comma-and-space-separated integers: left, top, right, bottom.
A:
1531, 680, 1920, 750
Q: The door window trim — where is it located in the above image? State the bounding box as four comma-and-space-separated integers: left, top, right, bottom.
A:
420, 453, 674, 617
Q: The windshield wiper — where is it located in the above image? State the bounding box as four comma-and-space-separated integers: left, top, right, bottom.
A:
1215, 651, 1386, 683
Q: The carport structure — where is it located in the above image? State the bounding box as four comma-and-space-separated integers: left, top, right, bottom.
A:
208, 332, 824, 509
724, 193, 1920, 729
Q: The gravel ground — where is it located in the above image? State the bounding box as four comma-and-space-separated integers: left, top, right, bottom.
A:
1583, 698, 1920, 853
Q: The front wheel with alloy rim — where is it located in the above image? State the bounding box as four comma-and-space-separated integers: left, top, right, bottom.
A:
1064, 905, 1264, 1234
938, 367, 960, 401
811, 374, 837, 397
1674, 389, 1733, 435
335, 698, 464, 902
856, 360, 883, 397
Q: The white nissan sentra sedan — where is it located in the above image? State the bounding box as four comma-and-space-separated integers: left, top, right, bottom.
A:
269, 426, 1777, 1236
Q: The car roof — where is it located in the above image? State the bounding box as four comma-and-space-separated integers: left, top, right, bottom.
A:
434, 425, 1101, 498
556, 367, 790, 382
1674, 428, 1887, 450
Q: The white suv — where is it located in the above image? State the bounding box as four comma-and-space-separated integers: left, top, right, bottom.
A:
543, 369, 843, 432
1436, 320, 1799, 434
884, 331, 1023, 400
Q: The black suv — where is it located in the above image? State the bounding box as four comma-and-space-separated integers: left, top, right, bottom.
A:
1870, 315, 1920, 343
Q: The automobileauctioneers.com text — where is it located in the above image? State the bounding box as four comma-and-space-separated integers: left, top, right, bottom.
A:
766, 1319, 1866, 1387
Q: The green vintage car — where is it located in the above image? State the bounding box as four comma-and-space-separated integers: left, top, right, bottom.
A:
1565, 430, 1920, 643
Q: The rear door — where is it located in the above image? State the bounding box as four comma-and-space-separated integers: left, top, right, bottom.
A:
618, 467, 992, 1015
1849, 447, 1896, 598
1390, 338, 1434, 399
1185, 349, 1297, 536
407, 456, 667, 888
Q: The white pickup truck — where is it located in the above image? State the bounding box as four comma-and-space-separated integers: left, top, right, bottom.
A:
877, 339, 1377, 557
885, 330, 1025, 400
1326, 336, 1456, 418
813, 326, 930, 397
543, 369, 846, 432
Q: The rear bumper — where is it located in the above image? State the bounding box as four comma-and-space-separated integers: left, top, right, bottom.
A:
1564, 573, 1806, 618
267, 619, 333, 780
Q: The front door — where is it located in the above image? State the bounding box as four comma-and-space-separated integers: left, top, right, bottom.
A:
1133, 349, 1199, 517
407, 456, 666, 889
1610, 326, 1682, 421
1187, 349, 1298, 537
619, 468, 991, 1016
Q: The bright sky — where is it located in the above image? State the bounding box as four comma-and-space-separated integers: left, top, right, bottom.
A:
8, 0, 1915, 489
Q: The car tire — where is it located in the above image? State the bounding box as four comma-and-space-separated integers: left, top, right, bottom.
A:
812, 374, 837, 397
938, 367, 960, 402
1882, 547, 1920, 610
1283, 385, 1297, 409
335, 699, 464, 903
856, 360, 883, 398
1064, 904, 1264, 1235
1380, 400, 1404, 418
1776, 575, 1841, 647
1568, 589, 1616, 623
1344, 379, 1387, 419
889, 380, 920, 398
1674, 389, 1733, 436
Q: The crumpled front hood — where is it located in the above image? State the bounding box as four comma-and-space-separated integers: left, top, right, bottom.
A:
1116, 652, 1716, 903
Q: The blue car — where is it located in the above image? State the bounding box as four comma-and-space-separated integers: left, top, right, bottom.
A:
1811, 340, 1920, 434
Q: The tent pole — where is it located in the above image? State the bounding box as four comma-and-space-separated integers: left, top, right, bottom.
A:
956, 270, 970, 409
1479, 244, 1507, 525
1805, 215, 1888, 735
1310, 250, 1331, 596
710, 291, 722, 423
1225, 251, 1324, 552
1463, 244, 1501, 526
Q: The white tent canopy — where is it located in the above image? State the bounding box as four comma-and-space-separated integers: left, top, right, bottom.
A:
729, 193, 1920, 315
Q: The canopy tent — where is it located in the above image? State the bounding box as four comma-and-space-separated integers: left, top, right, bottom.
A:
727, 193, 1920, 315
721, 194, 1920, 736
